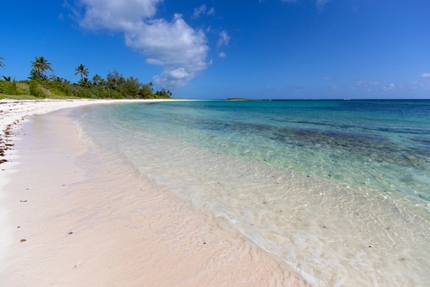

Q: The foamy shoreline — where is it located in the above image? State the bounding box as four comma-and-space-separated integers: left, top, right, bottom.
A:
0, 98, 178, 133
0, 99, 306, 286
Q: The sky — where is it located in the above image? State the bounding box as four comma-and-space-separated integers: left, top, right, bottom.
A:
1, 0, 429, 99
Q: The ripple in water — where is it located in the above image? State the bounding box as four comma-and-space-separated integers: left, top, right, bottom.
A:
77, 100, 430, 286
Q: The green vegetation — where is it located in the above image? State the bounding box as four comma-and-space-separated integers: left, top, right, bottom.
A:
29, 80, 46, 98
0, 56, 173, 100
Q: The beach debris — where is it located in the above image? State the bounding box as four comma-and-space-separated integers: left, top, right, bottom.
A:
306, 174, 310, 177
17, 226, 20, 228
328, 174, 332, 177
262, 201, 266, 204
69, 232, 73, 235
323, 226, 327, 228
20, 239, 26, 243
20, 200, 27, 202
0, 123, 17, 165
399, 258, 406, 262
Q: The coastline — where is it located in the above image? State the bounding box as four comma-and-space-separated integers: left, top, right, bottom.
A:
0, 100, 306, 286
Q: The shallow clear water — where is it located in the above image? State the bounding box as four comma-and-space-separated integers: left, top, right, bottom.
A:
77, 100, 430, 286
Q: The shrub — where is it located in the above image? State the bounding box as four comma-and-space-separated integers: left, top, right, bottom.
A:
29, 81, 46, 98
0, 80, 18, 95
77, 88, 93, 98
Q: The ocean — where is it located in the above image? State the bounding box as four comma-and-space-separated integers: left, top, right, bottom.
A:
76, 100, 430, 286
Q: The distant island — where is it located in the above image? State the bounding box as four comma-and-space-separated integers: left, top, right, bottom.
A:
226, 98, 252, 101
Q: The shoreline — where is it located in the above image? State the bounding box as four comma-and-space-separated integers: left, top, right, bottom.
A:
0, 98, 180, 132
0, 100, 306, 286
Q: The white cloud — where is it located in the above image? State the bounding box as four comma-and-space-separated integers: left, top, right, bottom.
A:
421, 73, 430, 78
382, 83, 396, 91
217, 30, 230, 47
153, 67, 193, 87
124, 15, 209, 87
218, 52, 226, 58
193, 4, 207, 18
193, 4, 215, 18
145, 58, 164, 65
410, 80, 430, 90
73, 0, 209, 87
77, 0, 162, 30
207, 7, 215, 15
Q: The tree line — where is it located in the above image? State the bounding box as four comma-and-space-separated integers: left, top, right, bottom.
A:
0, 56, 172, 99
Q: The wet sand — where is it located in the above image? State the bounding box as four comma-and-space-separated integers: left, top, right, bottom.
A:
0, 101, 307, 286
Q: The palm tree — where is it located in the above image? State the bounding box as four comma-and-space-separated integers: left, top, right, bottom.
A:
98, 78, 106, 89
0, 56, 5, 68
30, 56, 53, 79
29, 68, 43, 80
79, 77, 92, 88
92, 74, 102, 86
75, 64, 89, 80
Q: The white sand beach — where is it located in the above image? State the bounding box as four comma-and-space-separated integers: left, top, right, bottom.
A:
0, 100, 307, 286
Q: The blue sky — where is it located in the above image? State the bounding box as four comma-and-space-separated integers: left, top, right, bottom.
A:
1, 0, 429, 99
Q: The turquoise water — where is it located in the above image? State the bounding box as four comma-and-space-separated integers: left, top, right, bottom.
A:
77, 100, 430, 286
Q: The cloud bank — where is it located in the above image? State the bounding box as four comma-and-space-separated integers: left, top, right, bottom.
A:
74, 0, 210, 87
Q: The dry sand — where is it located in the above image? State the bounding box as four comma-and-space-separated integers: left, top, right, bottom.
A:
0, 100, 308, 286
